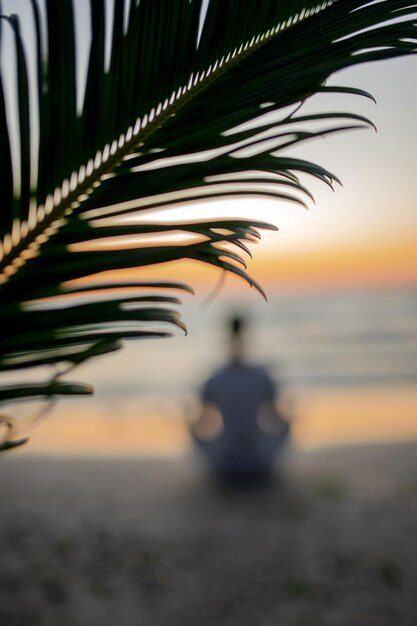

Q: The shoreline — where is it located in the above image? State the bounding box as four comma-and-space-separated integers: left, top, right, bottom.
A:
12, 431, 417, 459
14, 383, 417, 456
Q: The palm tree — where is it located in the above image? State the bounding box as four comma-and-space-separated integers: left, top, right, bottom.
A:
0, 0, 415, 450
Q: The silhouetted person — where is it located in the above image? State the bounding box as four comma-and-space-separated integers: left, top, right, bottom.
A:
190, 315, 290, 483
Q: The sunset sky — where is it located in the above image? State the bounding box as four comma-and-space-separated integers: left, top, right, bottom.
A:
2, 2, 416, 292
145, 53, 417, 292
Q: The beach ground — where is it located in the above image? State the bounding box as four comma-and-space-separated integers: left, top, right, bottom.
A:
1, 441, 417, 626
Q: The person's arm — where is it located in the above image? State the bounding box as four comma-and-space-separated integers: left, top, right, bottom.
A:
185, 379, 224, 440
257, 397, 290, 433
190, 403, 223, 440
256, 372, 292, 433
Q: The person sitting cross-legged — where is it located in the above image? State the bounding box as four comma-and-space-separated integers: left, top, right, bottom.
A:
190, 315, 290, 483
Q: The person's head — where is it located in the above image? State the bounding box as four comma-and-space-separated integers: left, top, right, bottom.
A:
229, 314, 247, 362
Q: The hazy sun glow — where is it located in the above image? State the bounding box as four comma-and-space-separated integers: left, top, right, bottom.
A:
137, 55, 417, 290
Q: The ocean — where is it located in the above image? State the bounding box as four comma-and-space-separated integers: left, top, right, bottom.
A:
20, 284, 417, 452
88, 284, 417, 396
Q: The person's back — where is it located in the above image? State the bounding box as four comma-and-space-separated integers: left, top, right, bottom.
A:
191, 315, 290, 481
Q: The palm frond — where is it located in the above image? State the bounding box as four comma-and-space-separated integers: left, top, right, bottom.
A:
0, 0, 416, 447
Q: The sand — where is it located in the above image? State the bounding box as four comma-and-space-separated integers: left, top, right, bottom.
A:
1, 441, 417, 626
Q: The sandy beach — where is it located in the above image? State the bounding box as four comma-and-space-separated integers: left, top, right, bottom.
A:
1, 441, 417, 625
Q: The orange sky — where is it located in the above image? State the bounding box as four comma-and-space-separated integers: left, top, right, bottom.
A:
250, 234, 417, 290
91, 230, 416, 297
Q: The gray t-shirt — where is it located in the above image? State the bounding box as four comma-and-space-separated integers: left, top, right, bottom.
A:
199, 360, 278, 471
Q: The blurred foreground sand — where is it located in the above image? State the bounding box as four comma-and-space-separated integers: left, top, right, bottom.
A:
1, 441, 417, 626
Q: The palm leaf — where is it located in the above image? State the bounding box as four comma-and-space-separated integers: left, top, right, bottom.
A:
0, 0, 416, 447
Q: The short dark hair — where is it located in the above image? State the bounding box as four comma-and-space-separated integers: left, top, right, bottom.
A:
229, 315, 246, 337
